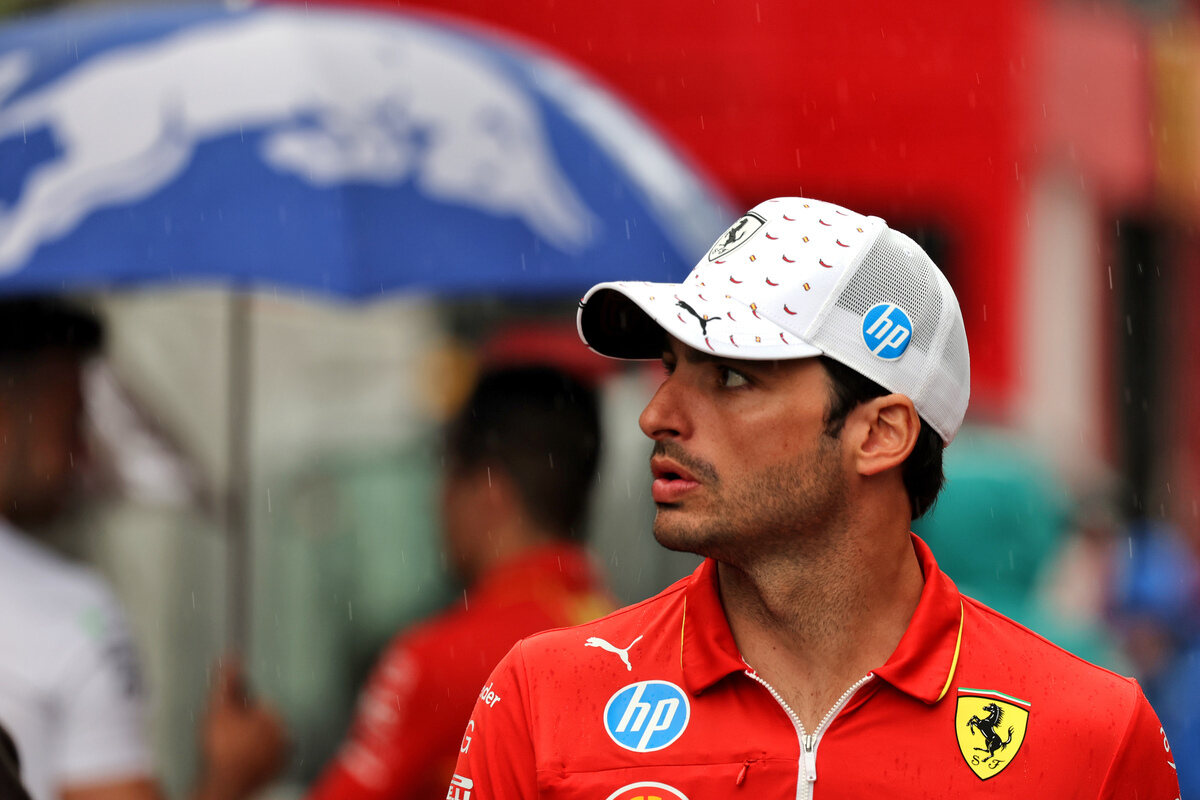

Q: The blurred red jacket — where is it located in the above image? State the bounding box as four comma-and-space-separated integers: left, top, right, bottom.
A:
307, 543, 611, 800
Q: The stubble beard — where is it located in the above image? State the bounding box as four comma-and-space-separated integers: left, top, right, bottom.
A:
652, 434, 848, 566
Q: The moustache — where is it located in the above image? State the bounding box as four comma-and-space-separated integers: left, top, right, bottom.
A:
651, 441, 720, 483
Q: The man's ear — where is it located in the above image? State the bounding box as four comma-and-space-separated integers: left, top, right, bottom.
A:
848, 394, 920, 477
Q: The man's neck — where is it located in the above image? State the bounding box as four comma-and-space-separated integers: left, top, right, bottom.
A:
465, 521, 558, 588
716, 524, 923, 731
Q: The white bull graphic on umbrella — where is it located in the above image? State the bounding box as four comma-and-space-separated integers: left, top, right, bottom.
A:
0, 8, 598, 274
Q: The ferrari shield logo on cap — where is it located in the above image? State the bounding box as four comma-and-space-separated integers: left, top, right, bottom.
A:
707, 212, 765, 261
955, 689, 1031, 780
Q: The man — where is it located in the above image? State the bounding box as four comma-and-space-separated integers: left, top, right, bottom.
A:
450, 198, 1181, 798
305, 365, 613, 800
0, 297, 285, 800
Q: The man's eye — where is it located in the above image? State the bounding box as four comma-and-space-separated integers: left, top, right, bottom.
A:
720, 367, 748, 388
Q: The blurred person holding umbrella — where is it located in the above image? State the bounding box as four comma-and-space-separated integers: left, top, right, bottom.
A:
0, 297, 285, 800
295, 363, 612, 800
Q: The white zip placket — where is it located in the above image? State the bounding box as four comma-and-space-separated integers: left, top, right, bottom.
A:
744, 670, 875, 800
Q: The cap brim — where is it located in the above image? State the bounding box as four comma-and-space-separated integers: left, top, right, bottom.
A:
577, 281, 824, 361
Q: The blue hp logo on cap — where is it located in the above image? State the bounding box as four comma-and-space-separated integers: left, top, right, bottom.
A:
862, 303, 913, 360
603, 680, 690, 752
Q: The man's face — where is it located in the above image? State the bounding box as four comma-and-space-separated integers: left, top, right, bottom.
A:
639, 337, 848, 563
0, 353, 87, 526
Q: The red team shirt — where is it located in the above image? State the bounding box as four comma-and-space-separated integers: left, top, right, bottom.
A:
307, 544, 611, 800
452, 535, 1181, 799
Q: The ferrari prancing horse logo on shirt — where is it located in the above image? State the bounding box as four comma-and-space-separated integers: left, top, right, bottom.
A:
955, 689, 1031, 780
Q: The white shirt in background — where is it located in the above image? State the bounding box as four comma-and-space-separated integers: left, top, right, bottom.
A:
0, 519, 152, 800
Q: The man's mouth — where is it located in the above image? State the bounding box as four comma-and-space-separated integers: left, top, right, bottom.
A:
650, 457, 701, 504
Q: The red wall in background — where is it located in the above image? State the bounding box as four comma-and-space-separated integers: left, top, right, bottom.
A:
283, 0, 1059, 414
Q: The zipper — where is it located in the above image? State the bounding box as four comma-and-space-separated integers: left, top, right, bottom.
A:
744, 670, 874, 799
735, 759, 757, 786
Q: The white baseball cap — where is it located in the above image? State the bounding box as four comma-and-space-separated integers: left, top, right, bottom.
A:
577, 197, 970, 444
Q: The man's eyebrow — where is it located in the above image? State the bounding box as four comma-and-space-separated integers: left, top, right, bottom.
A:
658, 340, 719, 364
663, 342, 768, 370
679, 347, 721, 365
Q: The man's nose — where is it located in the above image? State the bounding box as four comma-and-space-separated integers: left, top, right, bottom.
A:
638, 375, 690, 441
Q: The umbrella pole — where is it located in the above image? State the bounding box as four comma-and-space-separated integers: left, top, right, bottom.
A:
226, 293, 253, 657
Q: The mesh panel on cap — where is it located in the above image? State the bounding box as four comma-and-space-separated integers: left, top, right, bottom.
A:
922, 270, 970, 440
807, 228, 968, 442
939, 284, 970, 391
831, 231, 943, 354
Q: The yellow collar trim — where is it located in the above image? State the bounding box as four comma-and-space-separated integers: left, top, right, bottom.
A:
935, 600, 965, 702
680, 597, 687, 671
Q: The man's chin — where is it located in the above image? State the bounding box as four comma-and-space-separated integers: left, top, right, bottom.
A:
652, 513, 718, 557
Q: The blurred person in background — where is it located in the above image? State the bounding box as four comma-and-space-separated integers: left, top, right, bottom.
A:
1108, 521, 1200, 798
1, 724, 34, 800
295, 364, 612, 800
0, 297, 285, 800
912, 427, 1123, 669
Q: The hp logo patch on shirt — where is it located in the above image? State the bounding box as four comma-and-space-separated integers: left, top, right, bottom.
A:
603, 680, 690, 752
861, 303, 913, 360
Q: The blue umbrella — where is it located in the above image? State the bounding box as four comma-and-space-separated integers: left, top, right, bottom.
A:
0, 2, 730, 296
0, 3, 732, 648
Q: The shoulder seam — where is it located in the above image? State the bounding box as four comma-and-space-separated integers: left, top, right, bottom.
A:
961, 595, 1136, 684
514, 639, 539, 775
517, 579, 690, 645
1095, 681, 1147, 795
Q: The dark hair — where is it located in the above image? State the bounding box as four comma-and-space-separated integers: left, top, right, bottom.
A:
0, 297, 104, 360
818, 356, 945, 519
445, 365, 601, 541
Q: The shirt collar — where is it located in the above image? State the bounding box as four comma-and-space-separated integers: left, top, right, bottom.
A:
872, 534, 965, 704
680, 533, 964, 705
679, 557, 749, 695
